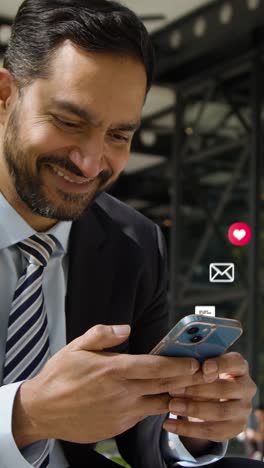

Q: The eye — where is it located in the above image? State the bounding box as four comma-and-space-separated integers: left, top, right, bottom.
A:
54, 116, 80, 128
110, 133, 130, 142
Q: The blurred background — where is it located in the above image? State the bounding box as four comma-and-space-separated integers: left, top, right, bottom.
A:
1, 0, 264, 464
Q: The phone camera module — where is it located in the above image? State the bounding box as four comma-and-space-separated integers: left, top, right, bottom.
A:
187, 326, 199, 335
190, 335, 203, 343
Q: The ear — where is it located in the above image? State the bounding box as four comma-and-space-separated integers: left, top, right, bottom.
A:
0, 69, 14, 125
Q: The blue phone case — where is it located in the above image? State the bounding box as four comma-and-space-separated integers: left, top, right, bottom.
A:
150, 315, 243, 362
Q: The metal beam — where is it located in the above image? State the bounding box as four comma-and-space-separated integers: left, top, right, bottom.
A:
170, 91, 184, 325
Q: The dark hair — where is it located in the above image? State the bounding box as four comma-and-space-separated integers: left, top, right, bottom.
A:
4, 0, 154, 94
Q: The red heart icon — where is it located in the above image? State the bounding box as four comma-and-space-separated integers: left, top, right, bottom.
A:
228, 223, 251, 246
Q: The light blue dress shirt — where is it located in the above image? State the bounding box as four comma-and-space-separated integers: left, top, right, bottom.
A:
0, 193, 226, 467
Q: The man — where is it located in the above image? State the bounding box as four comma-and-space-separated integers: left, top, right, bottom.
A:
0, 0, 259, 467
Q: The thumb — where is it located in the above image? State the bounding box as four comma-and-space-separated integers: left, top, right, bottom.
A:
70, 324, 131, 352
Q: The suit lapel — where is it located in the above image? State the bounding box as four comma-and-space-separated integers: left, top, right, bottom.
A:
65, 201, 120, 344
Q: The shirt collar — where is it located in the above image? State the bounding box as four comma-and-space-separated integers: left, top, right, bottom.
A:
0, 193, 72, 254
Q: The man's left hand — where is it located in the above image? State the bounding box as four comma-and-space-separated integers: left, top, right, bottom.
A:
163, 352, 257, 443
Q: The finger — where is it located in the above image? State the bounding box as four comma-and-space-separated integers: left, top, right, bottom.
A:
167, 371, 208, 396
202, 352, 248, 377
183, 375, 253, 400
138, 393, 171, 417
169, 398, 251, 422
116, 354, 200, 380
163, 417, 247, 443
128, 370, 206, 397
69, 324, 131, 351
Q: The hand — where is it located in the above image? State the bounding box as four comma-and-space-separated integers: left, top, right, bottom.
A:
12, 324, 201, 447
163, 352, 257, 443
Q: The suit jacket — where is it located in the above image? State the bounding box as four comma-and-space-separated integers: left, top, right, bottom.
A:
60, 192, 170, 468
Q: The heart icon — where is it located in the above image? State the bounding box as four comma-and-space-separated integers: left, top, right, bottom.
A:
228, 223, 251, 246
233, 229, 246, 241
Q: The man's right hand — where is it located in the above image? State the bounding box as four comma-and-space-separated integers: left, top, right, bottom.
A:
12, 324, 201, 447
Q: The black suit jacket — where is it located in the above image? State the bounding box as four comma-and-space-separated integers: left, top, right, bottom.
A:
60, 193, 170, 468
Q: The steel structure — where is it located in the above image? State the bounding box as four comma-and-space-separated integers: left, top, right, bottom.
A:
135, 0, 264, 395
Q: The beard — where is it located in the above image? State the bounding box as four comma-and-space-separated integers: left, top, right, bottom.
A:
2, 107, 114, 221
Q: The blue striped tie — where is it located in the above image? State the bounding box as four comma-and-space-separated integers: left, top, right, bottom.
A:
3, 233, 58, 468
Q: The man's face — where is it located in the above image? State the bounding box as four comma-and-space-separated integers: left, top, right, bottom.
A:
0, 41, 147, 224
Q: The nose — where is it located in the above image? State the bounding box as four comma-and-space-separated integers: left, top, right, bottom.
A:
68, 135, 105, 179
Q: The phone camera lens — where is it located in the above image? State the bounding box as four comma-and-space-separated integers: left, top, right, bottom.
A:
187, 326, 199, 335
191, 335, 203, 343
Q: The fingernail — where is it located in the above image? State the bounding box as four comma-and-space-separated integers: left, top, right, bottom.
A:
112, 325, 131, 336
203, 360, 218, 374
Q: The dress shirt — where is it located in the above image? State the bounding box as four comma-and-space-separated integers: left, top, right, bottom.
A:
0, 193, 226, 467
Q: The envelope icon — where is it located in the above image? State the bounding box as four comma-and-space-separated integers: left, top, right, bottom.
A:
209, 263, 235, 283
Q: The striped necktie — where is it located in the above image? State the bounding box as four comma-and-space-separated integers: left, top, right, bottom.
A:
3, 233, 58, 468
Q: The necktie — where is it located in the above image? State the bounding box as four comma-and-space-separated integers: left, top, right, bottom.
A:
3, 233, 58, 468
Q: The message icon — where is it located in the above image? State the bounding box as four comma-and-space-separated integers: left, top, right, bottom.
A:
228, 222, 251, 246
209, 263, 235, 283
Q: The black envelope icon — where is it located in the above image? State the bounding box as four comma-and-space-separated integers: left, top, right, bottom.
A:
209, 263, 235, 282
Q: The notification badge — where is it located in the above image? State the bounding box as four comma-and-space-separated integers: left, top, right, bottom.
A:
228, 222, 251, 246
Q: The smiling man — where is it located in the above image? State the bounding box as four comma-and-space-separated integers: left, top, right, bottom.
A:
0, 1, 259, 468
1, 40, 144, 229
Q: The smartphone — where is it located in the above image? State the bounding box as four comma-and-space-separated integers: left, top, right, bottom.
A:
150, 314, 243, 362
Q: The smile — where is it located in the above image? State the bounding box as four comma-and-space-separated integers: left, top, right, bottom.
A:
51, 166, 89, 185
46, 164, 96, 195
